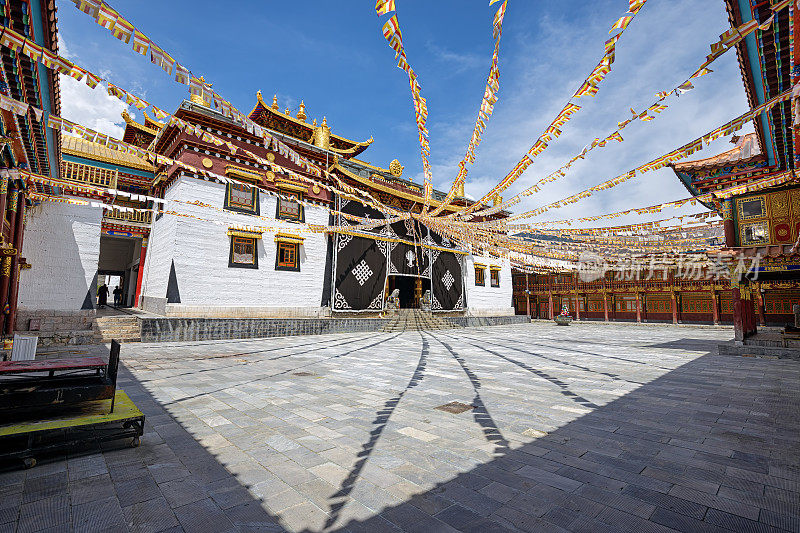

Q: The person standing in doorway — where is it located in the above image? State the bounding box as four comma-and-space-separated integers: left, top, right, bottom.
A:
113, 286, 122, 307
98, 284, 109, 308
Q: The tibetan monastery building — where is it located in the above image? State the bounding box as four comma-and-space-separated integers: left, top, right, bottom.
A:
15, 90, 515, 336
513, 0, 800, 341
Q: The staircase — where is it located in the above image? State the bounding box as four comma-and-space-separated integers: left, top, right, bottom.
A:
382, 309, 461, 332
93, 315, 141, 343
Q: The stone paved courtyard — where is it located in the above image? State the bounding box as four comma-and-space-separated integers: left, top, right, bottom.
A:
1, 322, 799, 532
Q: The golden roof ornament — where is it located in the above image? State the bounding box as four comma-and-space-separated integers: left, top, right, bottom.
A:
284, 107, 290, 114
271, 94, 279, 110
297, 101, 307, 122
456, 180, 465, 197
311, 116, 331, 149
389, 159, 404, 177
493, 193, 503, 207
190, 76, 211, 106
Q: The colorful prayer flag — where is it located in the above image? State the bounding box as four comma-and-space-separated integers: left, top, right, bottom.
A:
175, 63, 190, 85
1, 31, 25, 53
375, 0, 395, 16
96, 4, 118, 30
112, 16, 134, 43
629, 0, 646, 15
132, 30, 150, 55
84, 71, 101, 89
72, 0, 101, 18
22, 40, 43, 62
609, 12, 634, 33
493, 1, 508, 39
382, 15, 402, 41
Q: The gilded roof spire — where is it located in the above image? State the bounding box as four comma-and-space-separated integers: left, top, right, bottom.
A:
271, 94, 279, 110
297, 101, 307, 122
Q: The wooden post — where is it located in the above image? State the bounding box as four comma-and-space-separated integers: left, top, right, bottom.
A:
548, 292, 554, 319
525, 274, 531, 317
0, 188, 18, 335
671, 291, 678, 324
134, 237, 148, 307
711, 287, 720, 325
602, 291, 609, 322
635, 291, 642, 323
5, 190, 25, 335
755, 284, 766, 326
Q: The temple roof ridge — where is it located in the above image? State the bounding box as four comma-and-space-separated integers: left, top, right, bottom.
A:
62, 134, 154, 172
250, 91, 373, 157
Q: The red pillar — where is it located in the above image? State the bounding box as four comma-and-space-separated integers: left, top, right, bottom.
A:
574, 294, 581, 320
635, 291, 642, 323
732, 284, 757, 341
755, 285, 766, 326
134, 237, 148, 307
5, 190, 25, 335
525, 274, 531, 317
602, 292, 609, 322
711, 288, 720, 325
671, 292, 678, 325
722, 199, 736, 247
733, 286, 744, 341
0, 187, 18, 335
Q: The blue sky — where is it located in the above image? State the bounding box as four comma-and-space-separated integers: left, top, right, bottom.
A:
58, 0, 750, 226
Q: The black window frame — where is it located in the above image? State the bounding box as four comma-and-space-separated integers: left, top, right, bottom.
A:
224, 182, 260, 215
228, 236, 259, 269
474, 266, 485, 286
275, 241, 300, 272
490, 268, 500, 287
276, 193, 305, 222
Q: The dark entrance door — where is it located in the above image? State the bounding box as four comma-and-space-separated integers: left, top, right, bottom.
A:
388, 276, 430, 308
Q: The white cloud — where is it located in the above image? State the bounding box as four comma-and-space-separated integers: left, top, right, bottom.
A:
59, 73, 129, 139
56, 35, 130, 139
425, 0, 750, 227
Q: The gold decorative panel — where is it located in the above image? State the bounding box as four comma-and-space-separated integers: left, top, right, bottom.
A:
770, 191, 789, 218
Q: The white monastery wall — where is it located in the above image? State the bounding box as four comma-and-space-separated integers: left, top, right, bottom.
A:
139, 200, 177, 311
464, 254, 514, 316
145, 175, 328, 317
18, 199, 102, 312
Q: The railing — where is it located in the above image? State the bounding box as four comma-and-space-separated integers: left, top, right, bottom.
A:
103, 209, 152, 225
61, 160, 118, 189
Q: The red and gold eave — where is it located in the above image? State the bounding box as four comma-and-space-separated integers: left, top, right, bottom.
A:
149, 100, 334, 206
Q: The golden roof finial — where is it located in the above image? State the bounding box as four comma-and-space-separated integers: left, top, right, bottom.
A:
297, 100, 307, 122
284, 107, 290, 114
389, 159, 404, 177
312, 116, 331, 149
312, 118, 317, 127
271, 94, 279, 110
456, 180, 465, 197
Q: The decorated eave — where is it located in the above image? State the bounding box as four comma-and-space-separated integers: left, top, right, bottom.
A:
121, 110, 158, 147
725, 0, 793, 170
334, 157, 508, 217
61, 135, 155, 173
669, 133, 769, 208
248, 91, 372, 158
0, 0, 61, 178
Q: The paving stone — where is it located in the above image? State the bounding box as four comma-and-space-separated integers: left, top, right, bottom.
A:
17, 494, 70, 533
71, 495, 126, 531
122, 496, 180, 533
5, 324, 799, 533
173, 498, 236, 533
